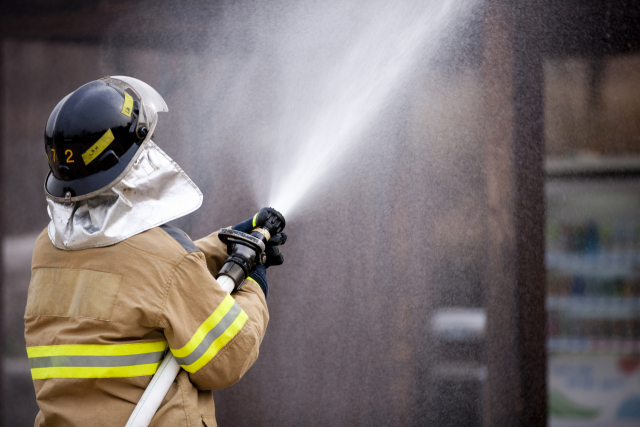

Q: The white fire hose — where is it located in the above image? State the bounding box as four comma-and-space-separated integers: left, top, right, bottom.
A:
125, 276, 236, 427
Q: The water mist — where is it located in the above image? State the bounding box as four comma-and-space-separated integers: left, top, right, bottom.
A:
228, 0, 476, 217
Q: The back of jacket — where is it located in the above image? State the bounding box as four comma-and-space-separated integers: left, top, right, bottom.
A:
24, 225, 269, 427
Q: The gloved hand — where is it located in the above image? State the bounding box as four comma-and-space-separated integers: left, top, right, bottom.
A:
232, 207, 287, 299
264, 232, 287, 268
245, 234, 288, 299
249, 229, 287, 299
248, 265, 269, 299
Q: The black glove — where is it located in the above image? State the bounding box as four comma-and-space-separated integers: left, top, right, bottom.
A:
232, 207, 287, 268
231, 207, 288, 299
248, 265, 268, 299
264, 232, 287, 268
249, 229, 287, 300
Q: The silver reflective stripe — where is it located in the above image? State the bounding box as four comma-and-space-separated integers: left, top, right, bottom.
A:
174, 302, 242, 366
29, 351, 165, 369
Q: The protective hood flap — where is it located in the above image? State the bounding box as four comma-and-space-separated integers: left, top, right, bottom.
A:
47, 141, 203, 250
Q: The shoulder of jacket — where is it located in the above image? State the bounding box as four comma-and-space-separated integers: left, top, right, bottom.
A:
31, 228, 54, 263
34, 228, 50, 247
158, 224, 200, 254
123, 225, 201, 261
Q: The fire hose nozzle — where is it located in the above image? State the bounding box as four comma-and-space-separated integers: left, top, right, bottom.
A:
217, 229, 266, 291
217, 208, 286, 292
248, 207, 286, 243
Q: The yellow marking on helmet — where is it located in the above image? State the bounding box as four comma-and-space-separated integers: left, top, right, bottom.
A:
252, 213, 259, 227
121, 92, 133, 117
81, 129, 115, 165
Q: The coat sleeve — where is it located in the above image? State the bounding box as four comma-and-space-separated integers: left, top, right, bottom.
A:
193, 230, 229, 277
158, 251, 269, 390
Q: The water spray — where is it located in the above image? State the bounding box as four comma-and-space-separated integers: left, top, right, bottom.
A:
263, 0, 474, 216
125, 209, 285, 427
124, 1, 473, 424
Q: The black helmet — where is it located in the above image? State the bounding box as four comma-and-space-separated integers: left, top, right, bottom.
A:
44, 76, 168, 202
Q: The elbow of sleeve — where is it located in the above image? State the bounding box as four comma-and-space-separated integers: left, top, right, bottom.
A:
189, 323, 262, 391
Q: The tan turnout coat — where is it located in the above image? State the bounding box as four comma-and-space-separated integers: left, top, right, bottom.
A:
24, 225, 269, 427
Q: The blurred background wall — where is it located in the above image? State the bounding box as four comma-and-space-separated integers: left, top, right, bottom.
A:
0, 1, 638, 426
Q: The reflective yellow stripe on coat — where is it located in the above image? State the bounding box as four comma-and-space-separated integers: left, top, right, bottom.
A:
171, 294, 248, 373
27, 341, 168, 380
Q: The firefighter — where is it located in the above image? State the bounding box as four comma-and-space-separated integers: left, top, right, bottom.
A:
24, 76, 285, 426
